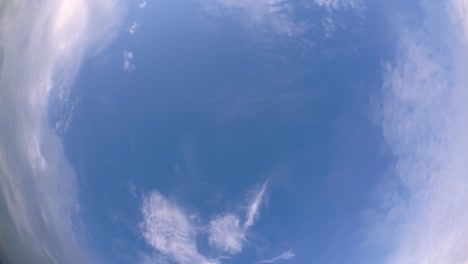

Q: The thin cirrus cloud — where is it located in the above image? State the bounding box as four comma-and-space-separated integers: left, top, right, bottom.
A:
314, 0, 365, 10
129, 22, 141, 35
0, 0, 123, 263
140, 192, 217, 264
201, 0, 366, 40
365, 0, 468, 263
140, 182, 272, 263
244, 181, 267, 229
208, 214, 245, 254
139, 0, 148, 9
201, 0, 305, 36
208, 182, 268, 255
258, 250, 295, 263
123, 50, 136, 72
314, 0, 365, 39
321, 17, 337, 38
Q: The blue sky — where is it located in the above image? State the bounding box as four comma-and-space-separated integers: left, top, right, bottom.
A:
1, 0, 468, 264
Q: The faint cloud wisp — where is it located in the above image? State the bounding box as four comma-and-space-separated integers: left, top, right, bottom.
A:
0, 0, 123, 263
123, 50, 136, 72
140, 182, 271, 263
258, 250, 295, 263
366, 1, 468, 263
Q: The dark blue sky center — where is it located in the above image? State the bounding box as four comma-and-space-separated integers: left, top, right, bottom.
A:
61, 1, 395, 263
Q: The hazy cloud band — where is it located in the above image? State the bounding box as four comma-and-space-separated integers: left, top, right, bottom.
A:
0, 0, 123, 263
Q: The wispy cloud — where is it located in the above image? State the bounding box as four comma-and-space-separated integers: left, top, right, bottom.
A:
366, 1, 468, 263
201, 0, 305, 36
245, 182, 268, 229
123, 50, 136, 72
140, 182, 269, 263
314, 0, 364, 10
140, 192, 217, 264
208, 182, 268, 255
201, 0, 365, 41
208, 214, 245, 254
314, 0, 365, 39
139, 0, 148, 9
258, 250, 295, 263
321, 17, 337, 39
0, 0, 123, 263
128, 22, 141, 35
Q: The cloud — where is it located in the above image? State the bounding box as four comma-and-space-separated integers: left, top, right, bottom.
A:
139, 0, 148, 9
141, 182, 268, 262
123, 50, 136, 72
258, 250, 295, 263
244, 181, 268, 229
140, 192, 217, 264
129, 22, 141, 35
321, 17, 337, 39
208, 182, 268, 255
201, 0, 365, 41
314, 0, 365, 38
0, 0, 123, 263
201, 0, 305, 36
366, 1, 468, 263
208, 214, 245, 254
314, 0, 364, 10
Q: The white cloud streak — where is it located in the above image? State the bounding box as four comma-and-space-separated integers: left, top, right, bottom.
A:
139, 0, 148, 9
208, 214, 245, 254
314, 0, 365, 38
140, 192, 217, 264
244, 181, 268, 229
129, 22, 141, 35
314, 0, 364, 11
201, 0, 304, 36
258, 250, 295, 263
123, 50, 136, 72
0, 0, 123, 263
367, 1, 468, 263
140, 183, 268, 262
208, 182, 268, 255
202, 0, 365, 40
321, 17, 337, 39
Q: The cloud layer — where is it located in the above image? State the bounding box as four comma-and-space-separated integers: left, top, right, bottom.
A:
0, 0, 123, 263
201, 0, 305, 36
314, 0, 364, 10
208, 214, 245, 254
367, 1, 468, 263
123, 50, 136, 71
258, 250, 295, 263
200, 0, 366, 42
140, 192, 216, 264
140, 182, 269, 264
208, 182, 268, 255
